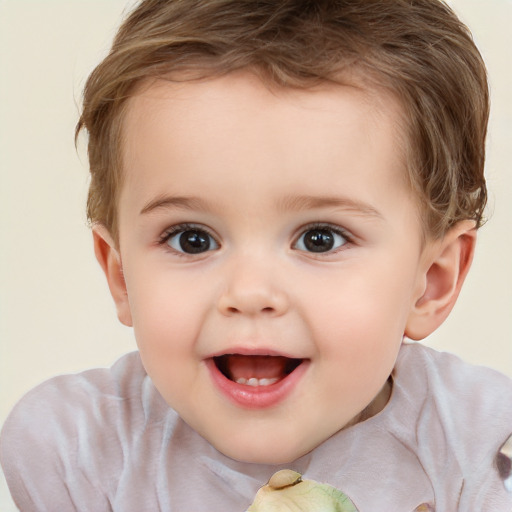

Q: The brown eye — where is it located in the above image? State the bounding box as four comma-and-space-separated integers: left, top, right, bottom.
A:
167, 228, 218, 254
295, 226, 347, 253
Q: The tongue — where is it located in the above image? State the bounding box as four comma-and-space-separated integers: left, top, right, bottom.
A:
225, 355, 289, 381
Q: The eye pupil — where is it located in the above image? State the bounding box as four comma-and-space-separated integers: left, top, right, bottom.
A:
179, 230, 211, 253
304, 229, 334, 252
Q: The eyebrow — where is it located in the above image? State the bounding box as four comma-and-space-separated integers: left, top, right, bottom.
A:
277, 195, 383, 219
140, 193, 383, 220
140, 195, 212, 215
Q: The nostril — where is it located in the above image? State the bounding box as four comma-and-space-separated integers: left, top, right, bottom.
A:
224, 305, 276, 316
217, 287, 289, 316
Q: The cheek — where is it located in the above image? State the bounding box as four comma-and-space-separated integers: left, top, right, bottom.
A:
304, 260, 417, 356
125, 275, 209, 405
125, 270, 207, 356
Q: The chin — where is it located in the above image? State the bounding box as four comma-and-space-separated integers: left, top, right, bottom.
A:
214, 438, 312, 465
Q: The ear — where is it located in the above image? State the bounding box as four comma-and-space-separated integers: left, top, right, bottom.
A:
405, 220, 477, 340
92, 225, 133, 327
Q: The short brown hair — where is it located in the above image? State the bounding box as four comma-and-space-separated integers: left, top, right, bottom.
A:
76, 0, 489, 241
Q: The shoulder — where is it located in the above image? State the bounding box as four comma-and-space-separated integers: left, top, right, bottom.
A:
395, 342, 512, 438
396, 342, 512, 410
0, 351, 152, 452
1, 351, 148, 433
398, 340, 512, 381
0, 352, 167, 510
392, 343, 512, 507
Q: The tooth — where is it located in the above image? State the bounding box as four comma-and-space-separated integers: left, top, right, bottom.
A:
259, 378, 278, 386
235, 377, 280, 387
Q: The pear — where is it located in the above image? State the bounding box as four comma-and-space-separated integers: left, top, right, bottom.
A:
247, 469, 359, 512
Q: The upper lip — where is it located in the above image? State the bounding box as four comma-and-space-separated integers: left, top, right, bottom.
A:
206, 347, 304, 359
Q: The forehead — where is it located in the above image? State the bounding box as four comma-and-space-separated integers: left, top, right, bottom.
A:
119, 72, 413, 223
124, 71, 404, 131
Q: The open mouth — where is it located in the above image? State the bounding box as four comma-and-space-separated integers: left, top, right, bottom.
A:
213, 354, 303, 387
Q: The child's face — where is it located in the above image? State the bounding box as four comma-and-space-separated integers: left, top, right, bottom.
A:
113, 72, 430, 464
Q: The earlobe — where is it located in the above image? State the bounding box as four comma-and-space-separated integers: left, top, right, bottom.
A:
405, 220, 477, 341
92, 225, 133, 327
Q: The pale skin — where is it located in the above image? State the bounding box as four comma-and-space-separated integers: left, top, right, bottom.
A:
94, 72, 476, 464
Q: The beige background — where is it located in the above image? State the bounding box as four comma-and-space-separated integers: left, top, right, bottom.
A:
0, 0, 511, 509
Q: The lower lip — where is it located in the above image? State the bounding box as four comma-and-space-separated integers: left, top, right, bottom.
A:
206, 358, 309, 409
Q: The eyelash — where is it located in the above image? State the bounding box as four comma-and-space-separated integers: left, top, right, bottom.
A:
157, 222, 353, 256
293, 222, 353, 254
157, 223, 220, 255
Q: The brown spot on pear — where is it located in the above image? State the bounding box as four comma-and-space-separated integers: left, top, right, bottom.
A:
268, 469, 302, 489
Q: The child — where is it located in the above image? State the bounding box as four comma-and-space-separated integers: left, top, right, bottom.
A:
1, 0, 511, 510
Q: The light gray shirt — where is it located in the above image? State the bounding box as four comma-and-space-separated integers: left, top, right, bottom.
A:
1, 343, 511, 511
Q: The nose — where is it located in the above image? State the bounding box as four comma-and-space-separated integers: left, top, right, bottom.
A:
216, 257, 289, 317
